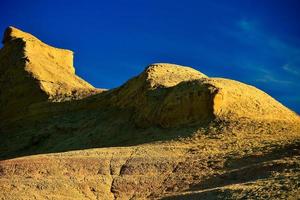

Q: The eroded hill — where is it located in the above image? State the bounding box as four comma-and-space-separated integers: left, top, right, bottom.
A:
0, 27, 299, 200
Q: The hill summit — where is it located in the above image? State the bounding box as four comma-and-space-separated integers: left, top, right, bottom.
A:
0, 26, 299, 200
0, 27, 103, 120
0, 27, 298, 125
110, 63, 298, 128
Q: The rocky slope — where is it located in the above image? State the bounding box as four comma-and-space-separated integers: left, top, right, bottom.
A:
0, 27, 299, 200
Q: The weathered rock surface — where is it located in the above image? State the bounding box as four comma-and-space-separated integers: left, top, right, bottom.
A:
0, 27, 299, 200
0, 27, 103, 122
109, 63, 298, 127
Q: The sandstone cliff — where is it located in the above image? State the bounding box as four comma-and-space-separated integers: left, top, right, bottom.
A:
0, 27, 299, 200
0, 27, 102, 123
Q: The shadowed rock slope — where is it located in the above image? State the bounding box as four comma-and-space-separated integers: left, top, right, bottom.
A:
0, 27, 299, 200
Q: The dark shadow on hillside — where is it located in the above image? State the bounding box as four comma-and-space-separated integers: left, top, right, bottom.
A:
162, 141, 300, 199
0, 91, 212, 160
190, 142, 300, 191
162, 188, 240, 200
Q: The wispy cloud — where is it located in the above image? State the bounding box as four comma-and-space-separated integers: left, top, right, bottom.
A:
231, 19, 300, 81
247, 65, 294, 85
235, 19, 300, 56
237, 19, 255, 32
282, 64, 300, 76
255, 75, 293, 85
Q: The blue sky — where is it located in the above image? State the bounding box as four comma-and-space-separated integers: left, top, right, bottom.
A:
1, 0, 299, 113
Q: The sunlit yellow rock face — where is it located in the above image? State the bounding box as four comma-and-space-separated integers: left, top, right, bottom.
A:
3, 26, 75, 74
109, 63, 298, 127
0, 27, 299, 200
2, 26, 102, 102
0, 27, 104, 121
203, 78, 298, 122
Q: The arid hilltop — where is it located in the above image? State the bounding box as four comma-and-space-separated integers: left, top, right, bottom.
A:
0, 27, 299, 200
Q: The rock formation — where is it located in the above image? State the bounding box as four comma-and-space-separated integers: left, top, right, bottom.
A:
0, 27, 102, 123
109, 63, 298, 128
0, 27, 299, 200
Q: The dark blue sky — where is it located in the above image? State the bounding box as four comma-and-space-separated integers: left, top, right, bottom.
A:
1, 0, 300, 113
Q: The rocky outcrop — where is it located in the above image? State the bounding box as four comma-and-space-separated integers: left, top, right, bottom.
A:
0, 27, 102, 121
0, 27, 298, 127
0, 27, 299, 200
109, 64, 298, 127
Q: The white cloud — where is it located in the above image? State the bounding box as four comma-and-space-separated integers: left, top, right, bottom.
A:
255, 75, 293, 85
232, 19, 300, 82
237, 19, 255, 32
250, 65, 293, 85
282, 64, 300, 76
